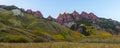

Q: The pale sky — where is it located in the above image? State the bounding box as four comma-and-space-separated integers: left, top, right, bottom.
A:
0, 0, 120, 21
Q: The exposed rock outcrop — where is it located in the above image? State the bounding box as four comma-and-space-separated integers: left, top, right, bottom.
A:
63, 22, 76, 28
88, 12, 98, 20
80, 11, 98, 20
56, 13, 73, 24
56, 11, 98, 25
72, 10, 81, 20
80, 11, 89, 19
26, 9, 43, 18
11, 9, 24, 16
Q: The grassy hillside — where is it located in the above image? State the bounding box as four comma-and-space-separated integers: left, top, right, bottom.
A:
0, 11, 84, 42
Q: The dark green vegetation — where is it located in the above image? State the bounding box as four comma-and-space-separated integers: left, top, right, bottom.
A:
0, 5, 18, 10
73, 18, 120, 35
69, 19, 113, 36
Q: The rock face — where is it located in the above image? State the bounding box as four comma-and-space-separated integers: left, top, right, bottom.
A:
26, 9, 43, 18
57, 13, 73, 24
80, 11, 89, 19
34, 11, 43, 17
80, 11, 98, 20
56, 11, 98, 25
55, 11, 100, 34
26, 9, 33, 14
12, 9, 24, 16
88, 13, 98, 20
72, 10, 81, 20
56, 13, 63, 24
63, 22, 76, 28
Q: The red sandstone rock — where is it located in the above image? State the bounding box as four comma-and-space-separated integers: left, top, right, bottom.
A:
56, 11, 98, 24
88, 12, 98, 20
26, 9, 33, 14
26, 9, 43, 18
72, 10, 81, 20
34, 11, 43, 18
57, 13, 73, 24
57, 13, 64, 24
80, 11, 98, 20
80, 11, 89, 19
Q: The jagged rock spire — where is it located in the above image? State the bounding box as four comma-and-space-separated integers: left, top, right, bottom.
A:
56, 11, 98, 25
80, 11, 89, 19
72, 10, 81, 20
88, 12, 98, 20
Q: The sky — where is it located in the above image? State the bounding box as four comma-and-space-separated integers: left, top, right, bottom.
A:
0, 0, 120, 21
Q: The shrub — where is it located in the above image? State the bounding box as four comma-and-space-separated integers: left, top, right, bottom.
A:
81, 26, 96, 36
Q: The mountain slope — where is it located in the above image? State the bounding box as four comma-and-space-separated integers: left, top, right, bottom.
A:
0, 6, 84, 42
55, 11, 120, 35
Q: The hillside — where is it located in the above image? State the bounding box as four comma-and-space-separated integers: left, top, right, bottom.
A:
1, 5, 120, 43
0, 5, 84, 42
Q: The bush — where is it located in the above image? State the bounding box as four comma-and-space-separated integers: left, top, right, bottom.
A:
81, 26, 96, 36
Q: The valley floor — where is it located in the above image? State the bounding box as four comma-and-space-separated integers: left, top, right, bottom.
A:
0, 42, 120, 48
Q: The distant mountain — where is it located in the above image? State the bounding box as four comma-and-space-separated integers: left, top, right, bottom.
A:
55, 10, 120, 35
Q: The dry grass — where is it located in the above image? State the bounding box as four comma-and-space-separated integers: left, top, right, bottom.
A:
0, 42, 120, 48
